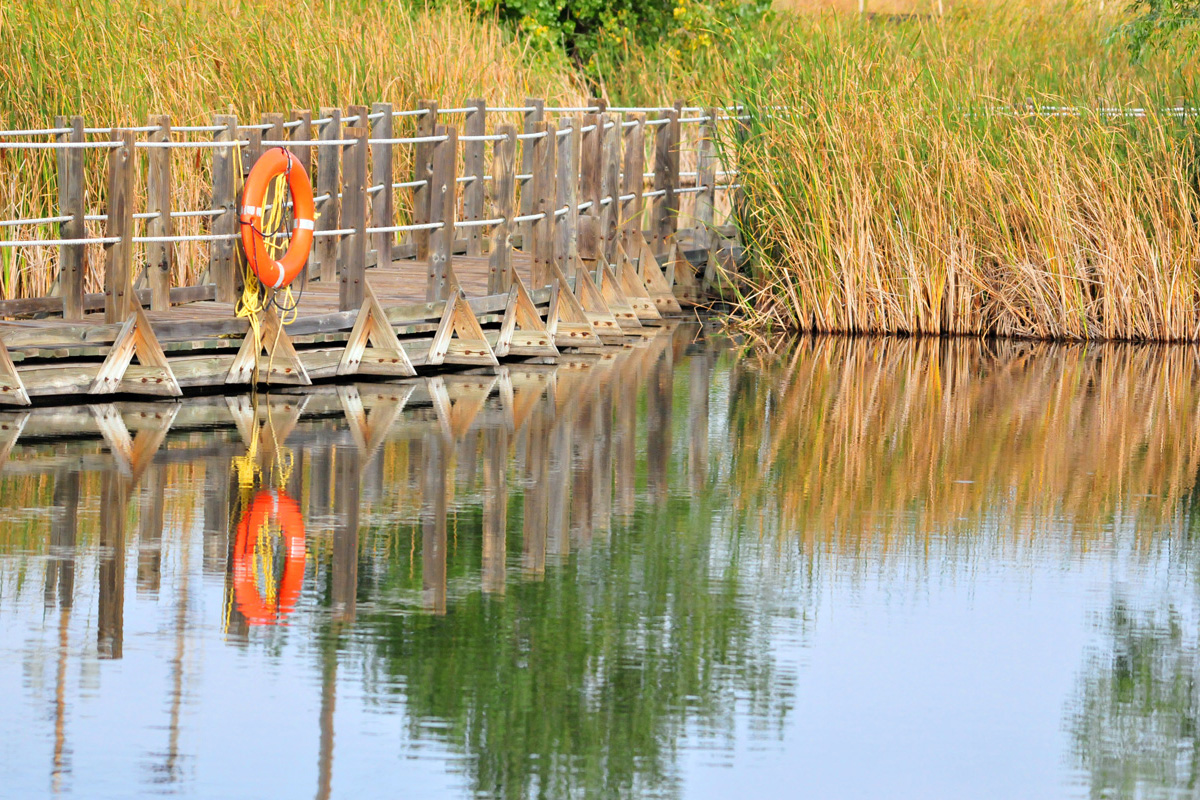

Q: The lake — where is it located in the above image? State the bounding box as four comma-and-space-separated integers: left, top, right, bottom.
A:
1, 324, 1196, 799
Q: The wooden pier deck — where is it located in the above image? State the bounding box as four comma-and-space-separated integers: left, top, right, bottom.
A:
0, 99, 742, 407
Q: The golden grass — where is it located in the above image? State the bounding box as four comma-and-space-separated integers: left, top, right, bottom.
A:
0, 0, 586, 297
714, 3, 1200, 341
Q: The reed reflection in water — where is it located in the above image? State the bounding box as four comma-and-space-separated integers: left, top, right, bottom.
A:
0, 328, 1199, 798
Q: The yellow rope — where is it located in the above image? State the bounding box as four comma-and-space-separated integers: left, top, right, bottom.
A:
234, 149, 300, 387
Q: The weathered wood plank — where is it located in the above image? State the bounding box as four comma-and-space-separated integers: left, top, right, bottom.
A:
487, 125, 517, 295
103, 130, 136, 325
55, 115, 85, 321
370, 102, 394, 273
315, 107, 342, 284
530, 120, 556, 289
210, 114, 239, 303
518, 98, 544, 252
651, 106, 680, 254
412, 99, 438, 261
463, 98, 486, 257
427, 125, 458, 302
341, 114, 369, 311
146, 115, 173, 312
620, 113, 646, 257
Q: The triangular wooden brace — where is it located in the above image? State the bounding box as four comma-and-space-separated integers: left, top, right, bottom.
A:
546, 261, 604, 349
226, 306, 311, 386
596, 256, 643, 329
427, 289, 499, 367
570, 254, 623, 337
635, 231, 683, 314
614, 246, 662, 321
497, 267, 558, 358
89, 306, 182, 397
0, 337, 30, 406
338, 283, 417, 377
667, 242, 704, 305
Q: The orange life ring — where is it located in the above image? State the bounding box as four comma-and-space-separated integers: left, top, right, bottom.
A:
233, 490, 307, 625
239, 147, 315, 290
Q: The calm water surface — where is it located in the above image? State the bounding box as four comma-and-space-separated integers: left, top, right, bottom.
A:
1, 326, 1197, 799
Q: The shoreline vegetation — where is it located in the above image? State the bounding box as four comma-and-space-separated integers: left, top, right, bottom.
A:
2, 0, 1198, 342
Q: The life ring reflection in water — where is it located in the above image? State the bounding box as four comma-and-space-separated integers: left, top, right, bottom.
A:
233, 490, 307, 625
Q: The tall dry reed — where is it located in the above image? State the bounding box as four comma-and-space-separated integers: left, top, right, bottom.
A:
0, 0, 585, 297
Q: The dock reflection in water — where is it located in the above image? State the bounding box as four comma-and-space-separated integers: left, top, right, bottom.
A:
2, 328, 1200, 798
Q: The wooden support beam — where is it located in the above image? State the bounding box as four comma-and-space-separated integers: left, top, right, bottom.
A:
695, 107, 718, 256
88, 306, 182, 397
427, 124, 458, 302
546, 260, 603, 348
496, 267, 558, 358
620, 113, 646, 258
315, 107, 342, 284
615, 245, 661, 321
55, 115, 85, 320
210, 114, 239, 303
370, 102, 394, 273
427, 288, 499, 367
555, 117, 581, 271
579, 112, 602, 262
225, 306, 311, 386
597, 258, 642, 329
651, 106, 680, 254
570, 255, 623, 338
341, 114, 369, 311
488, 125, 517, 295
103, 130, 136, 325
635, 230, 683, 314
530, 120, 557, 289
289, 109, 312, 174
146, 115, 173, 312
337, 283, 417, 377
412, 99, 438, 261
0, 336, 30, 406
463, 98, 487, 257
600, 113, 621, 263
518, 97, 545, 251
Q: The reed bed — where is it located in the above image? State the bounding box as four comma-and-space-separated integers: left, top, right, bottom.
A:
0, 0, 585, 298
640, 1, 1200, 341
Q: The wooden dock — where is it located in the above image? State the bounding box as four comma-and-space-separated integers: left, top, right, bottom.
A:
0, 99, 744, 406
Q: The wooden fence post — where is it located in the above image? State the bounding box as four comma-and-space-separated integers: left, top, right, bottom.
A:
289, 109, 312, 175
620, 113, 646, 256
263, 112, 285, 147
695, 108, 718, 254
531, 121, 556, 288
55, 115, 85, 320
488, 125, 516, 294
146, 114, 173, 311
103, 130, 136, 324
413, 100, 438, 261
341, 111, 368, 311
600, 114, 621, 262
518, 97, 545, 251
371, 102, 394, 272
427, 125, 458, 302
555, 117, 580, 270
652, 106, 680, 254
463, 98, 487, 257
210, 114, 238, 303
579, 112, 602, 261
315, 107, 342, 284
